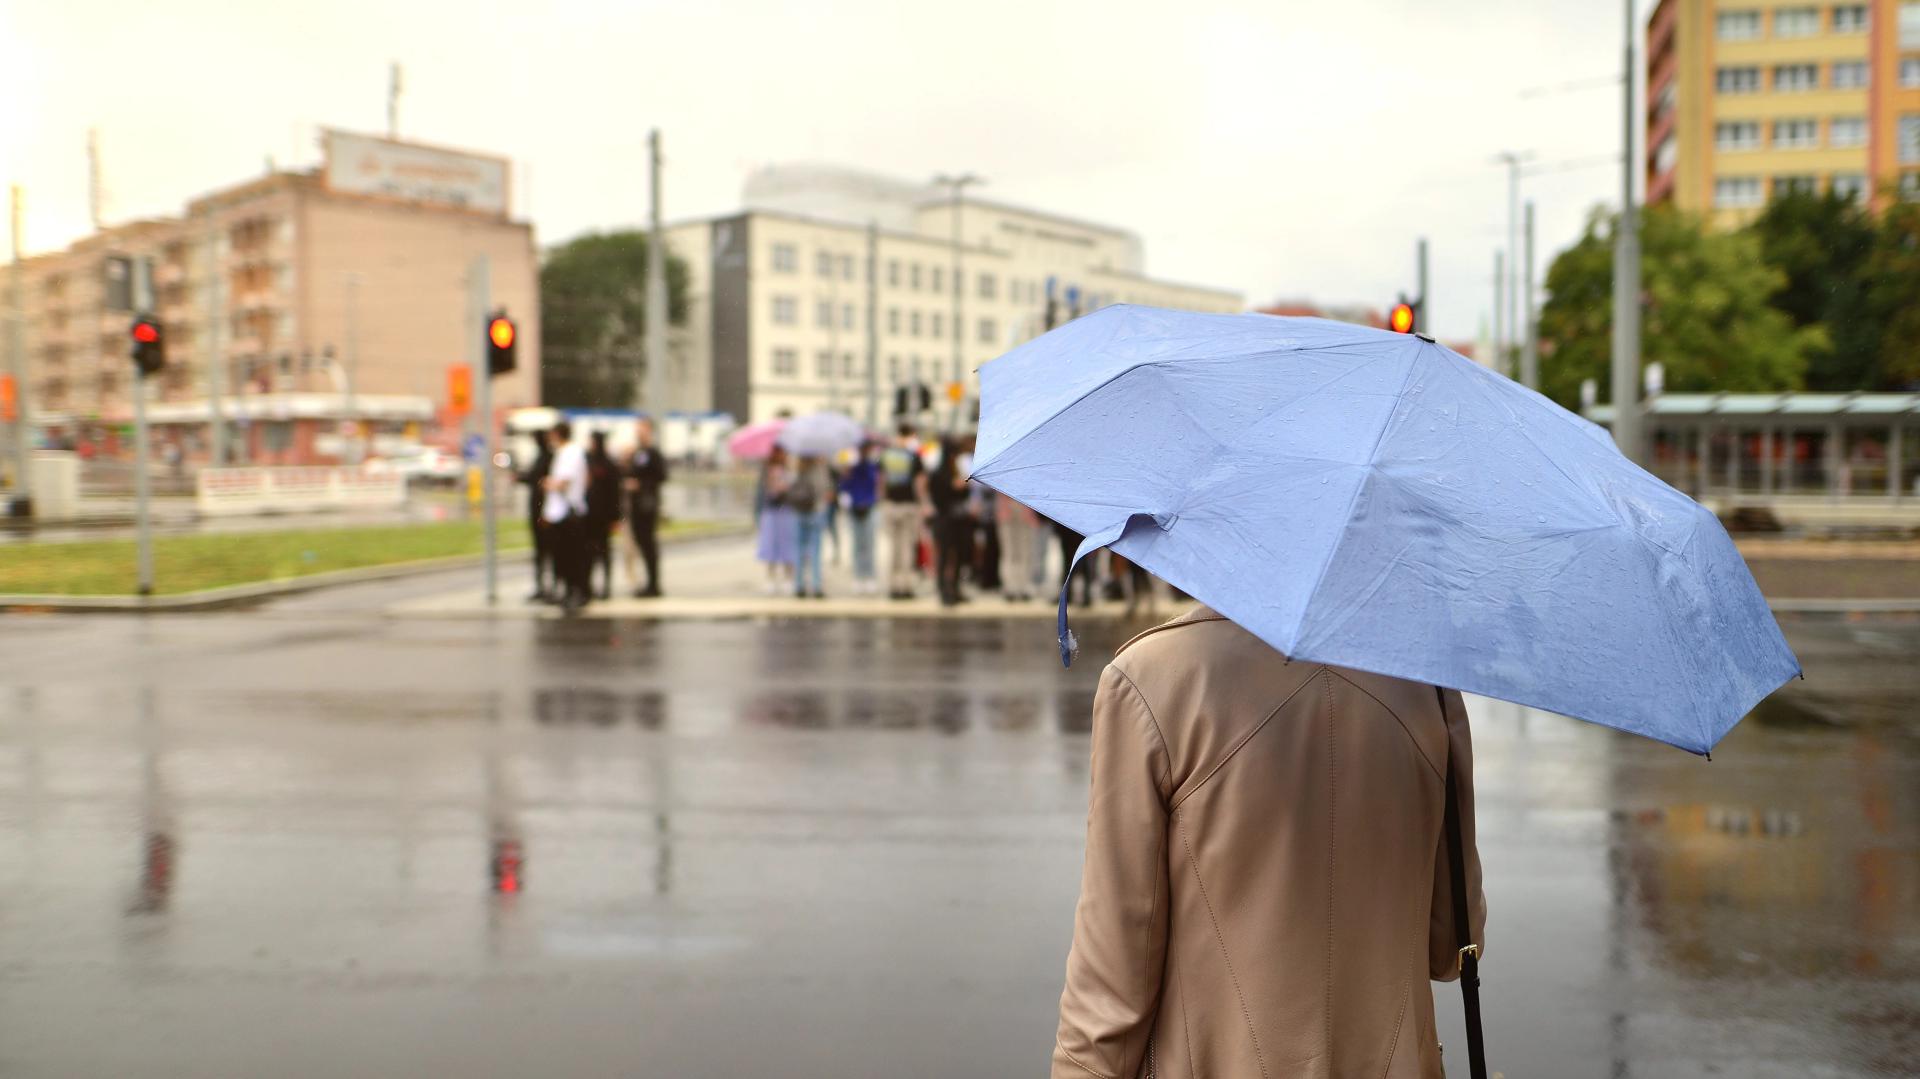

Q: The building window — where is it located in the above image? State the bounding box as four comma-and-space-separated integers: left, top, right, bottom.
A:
771, 243, 798, 273
1715, 121, 1763, 150
1831, 116, 1868, 148
842, 303, 855, 330
1901, 172, 1920, 199
887, 308, 901, 335
887, 260, 900, 286
1714, 176, 1764, 208
1653, 81, 1677, 123
930, 266, 943, 293
1654, 134, 1679, 175
1832, 60, 1869, 88
772, 296, 798, 325
1773, 118, 1820, 148
1904, 1, 1920, 48
839, 254, 854, 281
976, 272, 997, 300
1774, 64, 1819, 92
1773, 7, 1820, 36
910, 264, 922, 290
1716, 9, 1761, 39
888, 355, 900, 382
1902, 58, 1920, 88
1716, 66, 1762, 94
816, 299, 834, 328
930, 312, 943, 339
1902, 115, 1920, 163
1831, 173, 1868, 202
910, 311, 922, 337
772, 347, 798, 376
977, 317, 997, 344
1774, 175, 1819, 196
842, 353, 857, 378
815, 350, 835, 377
1832, 4, 1867, 32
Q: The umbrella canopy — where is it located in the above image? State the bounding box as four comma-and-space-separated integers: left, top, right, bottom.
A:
776, 411, 867, 458
726, 419, 787, 460
972, 305, 1799, 755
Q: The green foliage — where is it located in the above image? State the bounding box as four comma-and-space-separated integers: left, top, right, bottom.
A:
1538, 206, 1816, 411
1750, 191, 1880, 391
539, 231, 691, 409
1865, 201, 1920, 388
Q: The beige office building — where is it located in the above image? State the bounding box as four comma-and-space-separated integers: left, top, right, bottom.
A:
659, 165, 1243, 425
15, 130, 539, 463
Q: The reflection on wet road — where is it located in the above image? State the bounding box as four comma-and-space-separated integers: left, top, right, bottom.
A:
0, 610, 1912, 1077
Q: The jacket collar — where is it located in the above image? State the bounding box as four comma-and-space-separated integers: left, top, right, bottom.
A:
1114, 603, 1229, 657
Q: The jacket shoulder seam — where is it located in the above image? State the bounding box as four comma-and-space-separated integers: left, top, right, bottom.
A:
1109, 666, 1175, 797
1326, 671, 1445, 782
1112, 613, 1229, 659
1167, 668, 1322, 813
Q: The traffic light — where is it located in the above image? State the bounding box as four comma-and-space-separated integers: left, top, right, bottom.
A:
1388, 301, 1416, 334
129, 315, 166, 377
486, 310, 517, 376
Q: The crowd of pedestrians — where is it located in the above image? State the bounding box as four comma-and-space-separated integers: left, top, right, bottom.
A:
519, 419, 669, 614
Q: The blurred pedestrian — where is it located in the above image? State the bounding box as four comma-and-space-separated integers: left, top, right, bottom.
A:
789, 453, 830, 598
995, 494, 1042, 602
585, 430, 621, 601
928, 437, 972, 606
540, 422, 592, 614
839, 440, 883, 595
880, 424, 930, 600
755, 446, 798, 595
624, 418, 668, 598
519, 433, 556, 602
1049, 607, 1485, 1078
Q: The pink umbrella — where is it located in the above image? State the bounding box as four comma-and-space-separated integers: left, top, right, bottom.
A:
725, 418, 787, 460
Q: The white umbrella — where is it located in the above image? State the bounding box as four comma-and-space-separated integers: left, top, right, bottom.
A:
775, 411, 866, 457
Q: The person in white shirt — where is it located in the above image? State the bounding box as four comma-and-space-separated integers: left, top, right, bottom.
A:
541, 421, 592, 612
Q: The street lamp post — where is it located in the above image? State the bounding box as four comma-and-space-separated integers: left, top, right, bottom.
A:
1612, 0, 1643, 463
932, 172, 982, 432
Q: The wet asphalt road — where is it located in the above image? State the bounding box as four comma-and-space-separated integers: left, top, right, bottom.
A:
0, 594, 1914, 1078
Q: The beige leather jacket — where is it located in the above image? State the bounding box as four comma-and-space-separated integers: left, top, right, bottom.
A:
1053, 607, 1486, 1079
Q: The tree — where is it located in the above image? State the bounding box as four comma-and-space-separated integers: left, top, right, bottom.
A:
1537, 206, 1817, 411
1864, 199, 1920, 390
539, 231, 691, 408
1749, 190, 1880, 391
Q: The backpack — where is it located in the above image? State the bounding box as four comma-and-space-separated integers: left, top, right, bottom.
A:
786, 469, 821, 512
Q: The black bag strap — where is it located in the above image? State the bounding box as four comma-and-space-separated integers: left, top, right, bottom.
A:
1439, 687, 1488, 1079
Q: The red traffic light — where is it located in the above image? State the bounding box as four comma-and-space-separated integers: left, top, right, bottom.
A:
488, 317, 515, 350
1388, 303, 1416, 334
131, 320, 160, 344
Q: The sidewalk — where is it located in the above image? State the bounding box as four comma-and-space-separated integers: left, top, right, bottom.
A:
388, 534, 1157, 622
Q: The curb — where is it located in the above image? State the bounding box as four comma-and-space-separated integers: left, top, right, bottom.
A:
0, 524, 751, 614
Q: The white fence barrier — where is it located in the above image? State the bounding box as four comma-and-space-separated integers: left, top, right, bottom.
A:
196, 467, 406, 516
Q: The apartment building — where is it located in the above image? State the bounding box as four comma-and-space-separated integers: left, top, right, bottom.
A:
661, 164, 1243, 425
16, 131, 539, 462
1648, 0, 1920, 226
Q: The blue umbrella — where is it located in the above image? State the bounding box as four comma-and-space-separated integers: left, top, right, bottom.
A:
972, 305, 1799, 754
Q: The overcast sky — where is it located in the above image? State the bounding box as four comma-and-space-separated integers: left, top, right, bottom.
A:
1, 0, 1639, 342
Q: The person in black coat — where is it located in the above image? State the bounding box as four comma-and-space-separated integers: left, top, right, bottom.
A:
585, 431, 623, 600
519, 438, 556, 601
624, 418, 669, 598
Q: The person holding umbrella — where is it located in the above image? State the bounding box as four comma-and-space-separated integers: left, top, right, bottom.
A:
973, 305, 1800, 1079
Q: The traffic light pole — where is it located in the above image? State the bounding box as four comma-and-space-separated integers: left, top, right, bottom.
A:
470, 255, 497, 606
865, 220, 879, 429
8, 186, 30, 515
1416, 237, 1429, 333
133, 260, 155, 596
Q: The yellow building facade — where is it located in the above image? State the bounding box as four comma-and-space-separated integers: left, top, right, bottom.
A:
1647, 0, 1920, 227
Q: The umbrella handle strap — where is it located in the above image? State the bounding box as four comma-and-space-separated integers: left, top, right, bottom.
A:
1057, 513, 1175, 667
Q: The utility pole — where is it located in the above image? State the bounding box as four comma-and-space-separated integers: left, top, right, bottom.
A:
1611, 0, 1644, 463
1496, 152, 1528, 378
1492, 250, 1505, 376
202, 216, 227, 466
932, 172, 981, 431
344, 272, 362, 463
7, 186, 29, 513
1522, 201, 1540, 390
133, 259, 155, 595
1415, 237, 1429, 333
865, 221, 879, 429
469, 256, 496, 605
645, 129, 667, 419
388, 63, 402, 140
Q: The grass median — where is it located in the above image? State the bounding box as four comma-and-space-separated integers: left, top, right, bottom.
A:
0, 517, 727, 597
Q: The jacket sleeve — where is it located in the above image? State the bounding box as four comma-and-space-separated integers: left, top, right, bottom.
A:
1053, 664, 1172, 1079
1428, 687, 1488, 981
